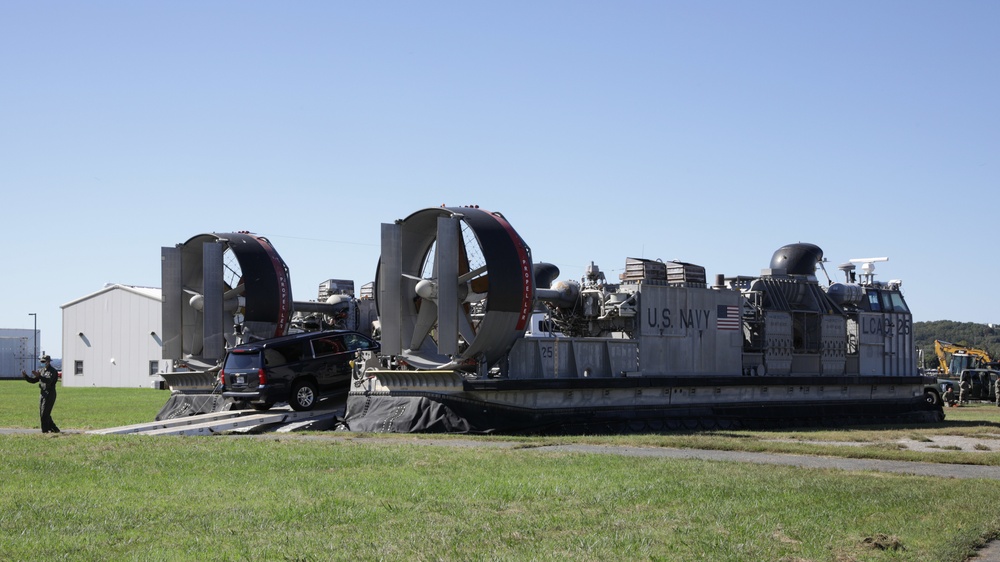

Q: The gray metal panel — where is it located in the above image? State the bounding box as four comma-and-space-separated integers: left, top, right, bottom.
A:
857, 311, 886, 376
764, 312, 792, 375
507, 338, 543, 379
886, 311, 915, 375
380, 222, 402, 356
605, 340, 640, 376
820, 314, 847, 375
202, 242, 225, 361
161, 246, 183, 360
507, 337, 638, 379
436, 216, 459, 356
637, 284, 743, 376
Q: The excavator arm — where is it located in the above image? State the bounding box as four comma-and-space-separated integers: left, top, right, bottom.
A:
935, 340, 950, 374
934, 340, 994, 375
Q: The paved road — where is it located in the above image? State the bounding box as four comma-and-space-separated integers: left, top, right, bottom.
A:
318, 435, 1000, 480
542, 442, 1000, 480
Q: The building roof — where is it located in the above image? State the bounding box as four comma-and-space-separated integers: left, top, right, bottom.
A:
61, 284, 162, 309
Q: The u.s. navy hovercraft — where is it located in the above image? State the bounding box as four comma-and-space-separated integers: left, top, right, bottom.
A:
342, 205, 943, 433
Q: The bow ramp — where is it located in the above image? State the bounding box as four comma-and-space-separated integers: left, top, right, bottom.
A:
89, 403, 343, 436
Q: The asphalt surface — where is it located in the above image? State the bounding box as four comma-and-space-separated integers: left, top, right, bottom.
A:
544, 442, 1000, 480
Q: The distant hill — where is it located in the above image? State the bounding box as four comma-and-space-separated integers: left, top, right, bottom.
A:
914, 321, 1000, 371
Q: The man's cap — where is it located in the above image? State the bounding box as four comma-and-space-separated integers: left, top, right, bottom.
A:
40, 355, 51, 362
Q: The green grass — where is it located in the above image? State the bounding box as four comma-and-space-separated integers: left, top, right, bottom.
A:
4, 382, 1000, 560
0, 380, 170, 429
2, 434, 999, 561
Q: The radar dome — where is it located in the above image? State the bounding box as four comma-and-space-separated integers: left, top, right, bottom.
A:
770, 243, 824, 276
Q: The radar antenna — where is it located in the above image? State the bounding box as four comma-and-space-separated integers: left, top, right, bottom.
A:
848, 257, 888, 285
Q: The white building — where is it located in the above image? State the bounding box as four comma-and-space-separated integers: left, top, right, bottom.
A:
61, 284, 166, 388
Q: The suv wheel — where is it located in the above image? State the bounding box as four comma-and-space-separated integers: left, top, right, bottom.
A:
289, 380, 318, 411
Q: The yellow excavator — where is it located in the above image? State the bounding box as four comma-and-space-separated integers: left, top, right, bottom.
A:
935, 340, 1000, 403
934, 340, 995, 375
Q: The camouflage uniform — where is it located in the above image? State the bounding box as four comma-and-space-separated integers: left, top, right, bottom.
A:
943, 387, 956, 407
22, 356, 60, 433
959, 375, 971, 405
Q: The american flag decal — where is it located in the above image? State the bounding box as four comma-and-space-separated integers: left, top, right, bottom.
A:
717, 305, 741, 331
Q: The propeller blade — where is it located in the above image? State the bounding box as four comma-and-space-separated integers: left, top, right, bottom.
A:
468, 274, 489, 296
409, 298, 438, 350
224, 283, 245, 300
458, 307, 477, 345
457, 265, 487, 284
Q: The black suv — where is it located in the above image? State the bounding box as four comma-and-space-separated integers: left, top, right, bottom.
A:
220, 330, 379, 411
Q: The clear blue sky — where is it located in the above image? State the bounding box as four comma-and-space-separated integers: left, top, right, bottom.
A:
2, 2, 998, 358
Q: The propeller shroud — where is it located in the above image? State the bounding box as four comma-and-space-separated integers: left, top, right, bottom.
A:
161, 232, 292, 364
377, 207, 534, 371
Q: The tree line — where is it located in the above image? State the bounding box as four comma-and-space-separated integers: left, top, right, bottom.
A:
914, 320, 1000, 371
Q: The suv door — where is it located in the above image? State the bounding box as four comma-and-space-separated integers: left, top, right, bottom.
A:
309, 334, 353, 393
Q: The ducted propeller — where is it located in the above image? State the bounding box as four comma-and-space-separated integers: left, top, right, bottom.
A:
161, 232, 292, 366
376, 207, 534, 371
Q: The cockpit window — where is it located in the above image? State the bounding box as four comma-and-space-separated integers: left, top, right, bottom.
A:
866, 291, 881, 312
866, 290, 908, 313
886, 291, 909, 313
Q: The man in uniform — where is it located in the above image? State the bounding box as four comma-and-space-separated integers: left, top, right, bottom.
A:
959, 372, 971, 406
21, 354, 60, 433
994, 375, 1000, 408
943, 385, 957, 407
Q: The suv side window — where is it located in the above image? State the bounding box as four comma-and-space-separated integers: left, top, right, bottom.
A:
312, 336, 347, 357
264, 341, 307, 367
343, 333, 374, 351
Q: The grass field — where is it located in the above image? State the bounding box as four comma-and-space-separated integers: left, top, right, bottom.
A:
2, 381, 1000, 561
0, 380, 167, 429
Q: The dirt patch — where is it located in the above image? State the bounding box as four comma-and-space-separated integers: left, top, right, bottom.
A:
895, 435, 1000, 452
861, 533, 905, 551
768, 435, 1000, 453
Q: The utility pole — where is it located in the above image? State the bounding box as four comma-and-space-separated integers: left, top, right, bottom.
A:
28, 312, 37, 367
